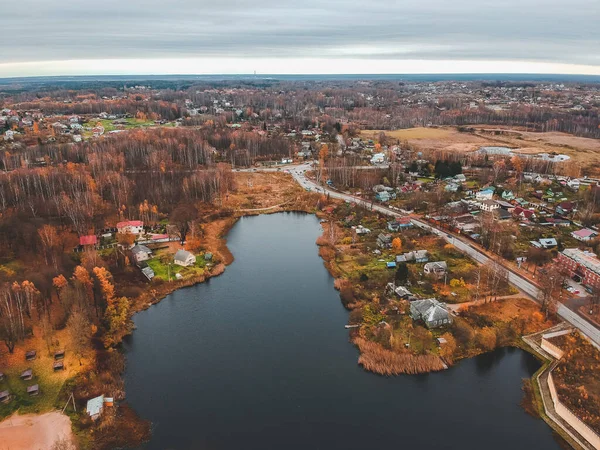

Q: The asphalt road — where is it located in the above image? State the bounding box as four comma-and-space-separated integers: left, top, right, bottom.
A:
285, 164, 600, 349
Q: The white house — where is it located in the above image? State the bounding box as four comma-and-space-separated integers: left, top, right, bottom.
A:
131, 245, 152, 264
117, 220, 144, 235
174, 249, 196, 267
479, 199, 500, 212
370, 153, 386, 165
567, 179, 580, 191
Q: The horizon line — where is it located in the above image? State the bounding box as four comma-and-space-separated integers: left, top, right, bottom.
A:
3, 72, 600, 82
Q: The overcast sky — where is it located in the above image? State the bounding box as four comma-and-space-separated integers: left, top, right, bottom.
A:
1, 0, 599, 76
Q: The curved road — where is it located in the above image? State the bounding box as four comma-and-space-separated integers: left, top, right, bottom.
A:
283, 163, 600, 349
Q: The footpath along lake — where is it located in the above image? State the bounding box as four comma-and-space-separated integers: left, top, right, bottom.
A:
123, 213, 562, 450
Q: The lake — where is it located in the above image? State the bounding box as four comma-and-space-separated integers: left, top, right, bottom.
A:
123, 212, 562, 450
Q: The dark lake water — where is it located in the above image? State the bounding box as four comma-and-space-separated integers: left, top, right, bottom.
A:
123, 213, 562, 450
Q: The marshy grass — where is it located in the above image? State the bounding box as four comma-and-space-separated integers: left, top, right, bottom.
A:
354, 338, 446, 375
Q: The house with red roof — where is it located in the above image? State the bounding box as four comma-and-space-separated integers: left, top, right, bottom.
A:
79, 235, 98, 247
512, 206, 536, 221
571, 228, 599, 242
117, 220, 144, 235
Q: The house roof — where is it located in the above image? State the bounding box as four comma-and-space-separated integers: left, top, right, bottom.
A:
562, 248, 600, 276
131, 244, 151, 255
513, 206, 535, 218
174, 249, 194, 262
539, 238, 558, 246
117, 220, 143, 228
411, 298, 450, 323
86, 395, 105, 416
424, 261, 447, 271
572, 228, 597, 238
141, 267, 155, 279
79, 235, 97, 246
557, 201, 574, 211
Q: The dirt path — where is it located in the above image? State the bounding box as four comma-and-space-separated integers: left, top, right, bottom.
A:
0, 411, 74, 450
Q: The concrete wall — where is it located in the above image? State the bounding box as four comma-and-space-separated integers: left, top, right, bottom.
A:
547, 371, 600, 450
541, 338, 565, 360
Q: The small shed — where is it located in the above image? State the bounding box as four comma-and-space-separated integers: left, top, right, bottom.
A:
0, 390, 10, 403
86, 395, 105, 421
204, 252, 213, 261
54, 350, 65, 360
20, 369, 33, 380
27, 384, 39, 396
386, 261, 397, 269
53, 360, 65, 371
25, 350, 36, 361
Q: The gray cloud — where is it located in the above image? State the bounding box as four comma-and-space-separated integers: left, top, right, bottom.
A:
1, 0, 599, 65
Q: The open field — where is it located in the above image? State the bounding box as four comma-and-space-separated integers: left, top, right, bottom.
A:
362, 126, 600, 175
224, 171, 305, 210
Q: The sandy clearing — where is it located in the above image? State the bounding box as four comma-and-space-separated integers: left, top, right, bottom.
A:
0, 411, 74, 450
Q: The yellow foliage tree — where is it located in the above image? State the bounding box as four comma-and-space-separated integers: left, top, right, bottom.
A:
392, 237, 402, 252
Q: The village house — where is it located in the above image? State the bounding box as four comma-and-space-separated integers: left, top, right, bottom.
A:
531, 238, 558, 249
494, 208, 512, 221
558, 248, 600, 290
131, 244, 152, 264
566, 179, 580, 191
370, 153, 386, 165
86, 395, 113, 421
396, 250, 429, 263
117, 220, 144, 235
174, 249, 196, 267
501, 190, 515, 201
377, 233, 393, 249
375, 191, 390, 202
513, 206, 536, 221
475, 186, 495, 201
479, 199, 500, 212
386, 283, 414, 300
410, 298, 453, 328
354, 225, 371, 235
79, 235, 98, 247
556, 201, 575, 216
423, 261, 448, 279
387, 217, 413, 232
571, 228, 598, 242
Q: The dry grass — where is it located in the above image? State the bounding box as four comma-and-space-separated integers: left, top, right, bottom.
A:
224, 172, 304, 210
553, 333, 600, 435
202, 217, 237, 265
365, 125, 600, 175
354, 337, 446, 375
361, 127, 456, 140
465, 297, 556, 335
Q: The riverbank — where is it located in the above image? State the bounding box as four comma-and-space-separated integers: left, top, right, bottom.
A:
313, 203, 558, 376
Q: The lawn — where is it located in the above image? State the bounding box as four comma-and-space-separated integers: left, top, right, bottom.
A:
146, 252, 207, 281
